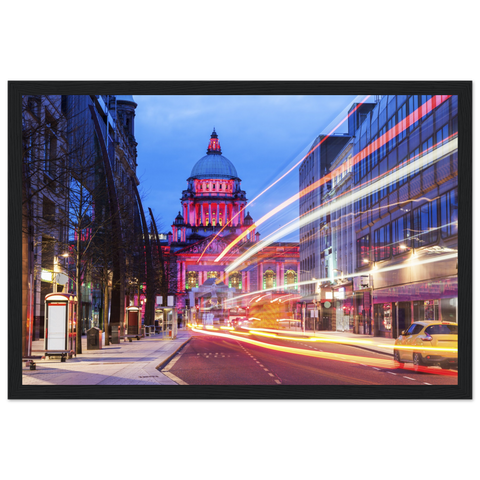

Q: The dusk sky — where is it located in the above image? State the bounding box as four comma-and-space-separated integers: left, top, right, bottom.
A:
133, 95, 361, 240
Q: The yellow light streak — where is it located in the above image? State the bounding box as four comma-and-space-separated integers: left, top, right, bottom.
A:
189, 327, 457, 376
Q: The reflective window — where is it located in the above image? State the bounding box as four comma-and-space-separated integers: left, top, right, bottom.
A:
374, 224, 391, 261
440, 189, 458, 238
356, 234, 370, 268
392, 213, 412, 255
413, 200, 438, 248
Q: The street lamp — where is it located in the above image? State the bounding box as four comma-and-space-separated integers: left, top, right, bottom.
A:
53, 253, 69, 293
312, 278, 321, 335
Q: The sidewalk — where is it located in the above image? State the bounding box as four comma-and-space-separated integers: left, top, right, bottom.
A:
22, 329, 193, 386
22, 328, 394, 386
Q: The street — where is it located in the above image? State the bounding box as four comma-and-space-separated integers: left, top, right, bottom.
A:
161, 331, 458, 386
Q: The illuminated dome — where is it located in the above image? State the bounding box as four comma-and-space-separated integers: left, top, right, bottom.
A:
189, 129, 239, 180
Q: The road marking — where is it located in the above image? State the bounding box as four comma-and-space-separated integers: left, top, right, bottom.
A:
387, 372, 397, 375
268, 373, 274, 377
424, 382, 432, 385
274, 379, 281, 384
403, 376, 415, 380
264, 368, 269, 371
259, 364, 264, 367
162, 371, 189, 385
373, 367, 381, 370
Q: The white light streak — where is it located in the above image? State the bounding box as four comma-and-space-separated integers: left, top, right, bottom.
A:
226, 137, 457, 273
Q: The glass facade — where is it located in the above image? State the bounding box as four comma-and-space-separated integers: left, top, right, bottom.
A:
349, 95, 458, 336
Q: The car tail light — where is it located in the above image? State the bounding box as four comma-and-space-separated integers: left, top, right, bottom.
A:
420, 333, 433, 342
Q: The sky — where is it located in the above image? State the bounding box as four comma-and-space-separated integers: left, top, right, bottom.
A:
133, 95, 360, 240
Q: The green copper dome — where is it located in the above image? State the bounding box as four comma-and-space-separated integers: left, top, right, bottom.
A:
189, 129, 239, 179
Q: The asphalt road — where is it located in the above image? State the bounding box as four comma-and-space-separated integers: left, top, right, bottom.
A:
160, 331, 458, 386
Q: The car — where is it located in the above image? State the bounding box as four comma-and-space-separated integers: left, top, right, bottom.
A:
393, 321, 458, 370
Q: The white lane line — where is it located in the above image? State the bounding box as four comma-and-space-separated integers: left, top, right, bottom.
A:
387, 372, 397, 375
264, 368, 269, 371
268, 373, 274, 377
274, 379, 281, 384
424, 382, 432, 385
373, 367, 381, 370
403, 376, 415, 380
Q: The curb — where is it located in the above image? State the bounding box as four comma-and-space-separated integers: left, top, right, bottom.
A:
155, 336, 192, 371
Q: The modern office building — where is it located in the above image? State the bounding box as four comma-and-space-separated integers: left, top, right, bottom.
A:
314, 95, 458, 337
352, 94, 458, 337
298, 102, 377, 330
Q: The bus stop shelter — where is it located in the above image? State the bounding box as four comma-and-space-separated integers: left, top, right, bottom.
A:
155, 307, 177, 339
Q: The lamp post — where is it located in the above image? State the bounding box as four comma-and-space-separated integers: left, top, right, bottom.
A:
53, 253, 69, 293
312, 278, 321, 335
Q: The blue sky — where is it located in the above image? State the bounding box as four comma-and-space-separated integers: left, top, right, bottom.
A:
133, 95, 359, 239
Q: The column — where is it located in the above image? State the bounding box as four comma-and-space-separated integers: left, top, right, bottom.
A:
216, 203, 219, 226
259, 263, 264, 290
242, 271, 247, 292
182, 262, 186, 292
280, 263, 285, 290
187, 202, 190, 225
177, 261, 182, 292
232, 203, 238, 226
247, 271, 251, 292
276, 263, 280, 291
209, 203, 212, 226
201, 204, 205, 225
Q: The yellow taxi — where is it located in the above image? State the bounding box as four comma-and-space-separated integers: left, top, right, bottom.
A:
393, 321, 458, 370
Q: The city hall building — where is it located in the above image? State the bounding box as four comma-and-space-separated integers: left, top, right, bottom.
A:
165, 129, 300, 315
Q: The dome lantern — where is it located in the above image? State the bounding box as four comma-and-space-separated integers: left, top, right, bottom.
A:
207, 128, 222, 154
189, 129, 239, 180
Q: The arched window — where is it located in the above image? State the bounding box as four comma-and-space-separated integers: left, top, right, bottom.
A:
284, 270, 297, 289
263, 269, 276, 290
186, 271, 198, 290
207, 271, 219, 280
229, 272, 242, 290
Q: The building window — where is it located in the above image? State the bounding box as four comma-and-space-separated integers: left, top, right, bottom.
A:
408, 95, 419, 132
379, 126, 387, 159
409, 147, 420, 177
374, 224, 391, 262
43, 197, 56, 224
207, 271, 219, 280
413, 200, 438, 248
436, 123, 450, 150
356, 234, 370, 268
371, 135, 378, 168
421, 136, 433, 174
421, 95, 433, 118
397, 101, 407, 142
387, 114, 397, 153
392, 213, 412, 255
263, 269, 276, 290
285, 270, 297, 289
229, 272, 242, 290
440, 188, 458, 238
186, 271, 198, 289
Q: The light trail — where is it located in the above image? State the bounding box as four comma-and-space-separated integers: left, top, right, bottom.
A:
216, 95, 452, 263
191, 327, 457, 377
224, 250, 458, 306
225, 135, 457, 272
238, 131, 457, 257
196, 96, 373, 263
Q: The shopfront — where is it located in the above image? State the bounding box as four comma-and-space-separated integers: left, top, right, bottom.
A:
373, 277, 457, 338
333, 284, 354, 332
353, 276, 373, 335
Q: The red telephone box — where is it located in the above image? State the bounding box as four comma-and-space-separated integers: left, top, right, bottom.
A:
44, 293, 77, 354
126, 306, 141, 335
